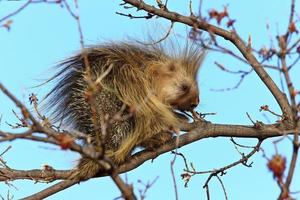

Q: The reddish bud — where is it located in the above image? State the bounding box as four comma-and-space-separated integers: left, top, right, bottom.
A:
208, 6, 229, 25
291, 89, 297, 98
181, 173, 191, 180
208, 9, 219, 19
56, 134, 74, 150
267, 154, 286, 181
288, 21, 298, 34
226, 19, 236, 28
260, 105, 269, 111
2, 20, 13, 31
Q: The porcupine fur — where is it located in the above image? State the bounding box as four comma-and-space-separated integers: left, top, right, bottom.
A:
46, 41, 205, 179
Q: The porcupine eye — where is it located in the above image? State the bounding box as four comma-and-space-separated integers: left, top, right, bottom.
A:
168, 64, 175, 72
180, 83, 190, 93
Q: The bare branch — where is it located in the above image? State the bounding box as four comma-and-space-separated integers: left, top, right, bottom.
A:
216, 175, 228, 200
21, 180, 79, 200
0, 0, 61, 25
139, 21, 174, 45
2, 121, 299, 183
170, 153, 179, 200
116, 12, 154, 19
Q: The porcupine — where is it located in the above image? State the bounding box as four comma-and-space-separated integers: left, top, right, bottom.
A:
47, 41, 205, 180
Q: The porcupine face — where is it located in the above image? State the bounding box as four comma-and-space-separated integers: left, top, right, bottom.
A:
149, 60, 200, 111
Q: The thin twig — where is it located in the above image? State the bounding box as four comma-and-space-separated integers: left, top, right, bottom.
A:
139, 21, 174, 46
0, 146, 11, 157
216, 175, 228, 200
0, 0, 60, 24
186, 140, 262, 175
116, 12, 154, 19
170, 151, 179, 200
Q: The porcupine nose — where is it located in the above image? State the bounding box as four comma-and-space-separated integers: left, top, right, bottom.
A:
190, 96, 199, 109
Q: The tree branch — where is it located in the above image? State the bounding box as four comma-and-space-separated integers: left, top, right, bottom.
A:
21, 179, 78, 200
1, 121, 299, 183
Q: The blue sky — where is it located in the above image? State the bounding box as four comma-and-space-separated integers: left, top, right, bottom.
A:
0, 0, 299, 199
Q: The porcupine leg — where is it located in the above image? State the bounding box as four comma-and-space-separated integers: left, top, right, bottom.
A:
70, 90, 134, 180
140, 132, 173, 151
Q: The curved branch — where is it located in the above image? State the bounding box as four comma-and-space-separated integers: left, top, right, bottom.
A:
21, 179, 78, 200
118, 121, 298, 174
2, 121, 299, 182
